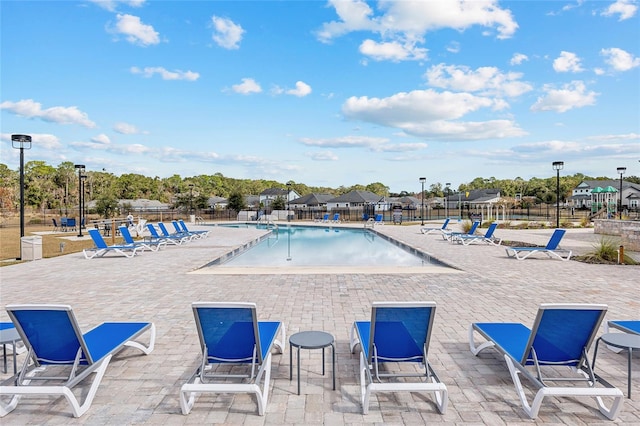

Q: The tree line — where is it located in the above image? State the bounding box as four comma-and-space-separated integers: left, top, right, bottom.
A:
1, 161, 638, 217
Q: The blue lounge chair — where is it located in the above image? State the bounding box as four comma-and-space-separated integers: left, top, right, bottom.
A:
83, 229, 140, 259
317, 213, 330, 223
331, 213, 340, 223
364, 214, 384, 228
0, 304, 155, 417
171, 220, 199, 239
158, 222, 193, 243
442, 220, 480, 241
147, 223, 187, 245
349, 302, 447, 415
119, 226, 166, 252
420, 218, 450, 234
178, 220, 210, 238
505, 229, 571, 260
469, 303, 623, 420
607, 320, 640, 335
454, 222, 502, 246
180, 302, 285, 416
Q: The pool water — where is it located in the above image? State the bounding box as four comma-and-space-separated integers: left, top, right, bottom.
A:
214, 225, 440, 268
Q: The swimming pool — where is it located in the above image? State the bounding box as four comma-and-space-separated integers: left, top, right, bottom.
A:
202, 224, 453, 272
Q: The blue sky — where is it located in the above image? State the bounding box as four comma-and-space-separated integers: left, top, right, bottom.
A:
1, 0, 639, 193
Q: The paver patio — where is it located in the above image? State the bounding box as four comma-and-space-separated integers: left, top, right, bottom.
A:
0, 222, 638, 424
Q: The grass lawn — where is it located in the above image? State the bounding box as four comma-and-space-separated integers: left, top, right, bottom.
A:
1, 224, 99, 266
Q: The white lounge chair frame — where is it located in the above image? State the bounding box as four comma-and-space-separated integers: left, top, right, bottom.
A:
420, 218, 450, 234
454, 222, 502, 246
83, 228, 140, 259
349, 301, 447, 415
505, 229, 572, 261
469, 303, 623, 420
0, 304, 155, 418
180, 302, 285, 416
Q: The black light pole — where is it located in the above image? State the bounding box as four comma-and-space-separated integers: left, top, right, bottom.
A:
419, 177, 426, 225
188, 183, 194, 216
80, 174, 87, 232
12, 135, 32, 259
617, 166, 626, 219
552, 161, 564, 229
74, 164, 85, 236
286, 182, 292, 221
445, 182, 451, 219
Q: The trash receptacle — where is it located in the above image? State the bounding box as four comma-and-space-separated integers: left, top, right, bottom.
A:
21, 236, 43, 261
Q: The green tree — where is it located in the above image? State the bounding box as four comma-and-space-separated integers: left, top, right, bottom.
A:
227, 192, 245, 212
271, 196, 286, 210
94, 194, 119, 218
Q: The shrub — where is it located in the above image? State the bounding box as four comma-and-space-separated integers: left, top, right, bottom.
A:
579, 216, 591, 228
578, 237, 638, 265
460, 220, 473, 233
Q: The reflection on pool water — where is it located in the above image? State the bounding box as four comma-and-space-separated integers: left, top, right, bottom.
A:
212, 225, 444, 268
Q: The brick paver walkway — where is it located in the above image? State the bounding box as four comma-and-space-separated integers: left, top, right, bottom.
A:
0, 222, 638, 424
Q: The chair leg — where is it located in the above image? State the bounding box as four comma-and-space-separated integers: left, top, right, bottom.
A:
359, 352, 371, 414
124, 323, 156, 355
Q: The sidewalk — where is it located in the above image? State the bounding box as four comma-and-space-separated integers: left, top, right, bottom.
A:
0, 223, 638, 424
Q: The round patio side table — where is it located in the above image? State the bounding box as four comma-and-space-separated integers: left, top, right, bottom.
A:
289, 331, 335, 395
592, 332, 640, 398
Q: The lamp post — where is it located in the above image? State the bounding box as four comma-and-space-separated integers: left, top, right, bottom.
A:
12, 135, 32, 259
80, 174, 86, 234
188, 183, 194, 216
74, 165, 85, 237
419, 177, 426, 225
445, 182, 450, 219
617, 166, 626, 219
552, 161, 564, 229
286, 182, 292, 221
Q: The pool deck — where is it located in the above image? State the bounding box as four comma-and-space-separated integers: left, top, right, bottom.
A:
0, 221, 638, 424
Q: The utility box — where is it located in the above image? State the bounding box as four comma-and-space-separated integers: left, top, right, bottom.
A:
21, 236, 43, 261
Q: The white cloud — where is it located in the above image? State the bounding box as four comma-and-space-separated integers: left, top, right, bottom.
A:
0, 99, 96, 128
114, 122, 143, 134
553, 51, 584, 73
286, 81, 312, 97
602, 0, 638, 20
300, 135, 389, 149
91, 134, 111, 144
341, 89, 526, 140
211, 16, 244, 49
130, 66, 200, 81
359, 39, 427, 61
510, 53, 528, 65
530, 81, 598, 113
300, 135, 428, 154
112, 13, 159, 46
425, 64, 533, 98
317, 0, 518, 63
309, 151, 339, 161
600, 47, 640, 71
231, 78, 262, 95
90, 0, 145, 12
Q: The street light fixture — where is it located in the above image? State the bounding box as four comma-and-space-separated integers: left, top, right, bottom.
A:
419, 177, 426, 226
552, 161, 564, 229
11, 135, 32, 244
617, 166, 626, 219
74, 164, 85, 237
